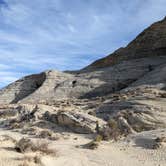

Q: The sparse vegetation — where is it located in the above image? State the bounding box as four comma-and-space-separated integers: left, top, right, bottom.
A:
0, 109, 16, 118
21, 127, 36, 135
18, 161, 29, 166
88, 111, 96, 116
99, 119, 121, 141
160, 93, 166, 98
155, 136, 166, 143
0, 135, 17, 143
18, 155, 42, 166
34, 142, 56, 155
36, 130, 60, 141
94, 134, 103, 142
81, 140, 99, 150
38, 130, 52, 138
10, 122, 22, 129
15, 138, 34, 153
79, 134, 103, 150
153, 136, 166, 149
15, 138, 57, 155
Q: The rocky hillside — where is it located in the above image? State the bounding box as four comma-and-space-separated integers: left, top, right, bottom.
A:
84, 16, 166, 70
0, 17, 166, 136
1, 16, 166, 104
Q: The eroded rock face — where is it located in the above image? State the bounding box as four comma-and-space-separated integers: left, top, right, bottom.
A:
0, 72, 46, 104
1, 56, 166, 104
96, 87, 166, 134
44, 111, 106, 134
57, 112, 106, 134
1, 17, 166, 104
0, 103, 106, 134
0, 18, 166, 137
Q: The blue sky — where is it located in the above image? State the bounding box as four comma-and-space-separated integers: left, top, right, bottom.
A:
0, 0, 166, 88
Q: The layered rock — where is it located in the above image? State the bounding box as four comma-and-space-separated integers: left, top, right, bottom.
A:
0, 72, 46, 104
44, 111, 106, 134
0, 17, 166, 136
96, 87, 166, 133
1, 56, 166, 104
1, 18, 166, 104
0, 103, 106, 134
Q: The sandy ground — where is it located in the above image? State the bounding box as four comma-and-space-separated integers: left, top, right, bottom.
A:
0, 128, 166, 166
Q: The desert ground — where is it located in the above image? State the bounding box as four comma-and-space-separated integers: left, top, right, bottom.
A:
0, 127, 166, 166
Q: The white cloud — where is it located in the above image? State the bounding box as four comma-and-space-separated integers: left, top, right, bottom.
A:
0, 71, 22, 88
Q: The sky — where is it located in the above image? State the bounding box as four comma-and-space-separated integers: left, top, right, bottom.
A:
0, 0, 166, 88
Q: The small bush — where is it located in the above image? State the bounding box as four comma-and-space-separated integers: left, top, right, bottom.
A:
160, 93, 166, 98
15, 138, 57, 155
152, 142, 162, 149
37, 130, 60, 141
80, 135, 103, 150
0, 110, 16, 118
94, 135, 103, 142
100, 118, 121, 141
15, 138, 33, 153
18, 162, 29, 166
34, 142, 56, 155
0, 135, 17, 143
33, 155, 42, 164
81, 140, 99, 150
155, 136, 166, 143
152, 136, 166, 149
107, 119, 118, 129
88, 111, 96, 116
37, 130, 52, 138
18, 155, 42, 166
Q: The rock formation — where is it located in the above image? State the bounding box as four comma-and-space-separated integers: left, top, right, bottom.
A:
0, 17, 166, 135
85, 17, 166, 70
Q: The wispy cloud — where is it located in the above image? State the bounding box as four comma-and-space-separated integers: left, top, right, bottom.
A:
0, 0, 166, 87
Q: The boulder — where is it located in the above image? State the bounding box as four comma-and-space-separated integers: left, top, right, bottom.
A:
45, 111, 106, 134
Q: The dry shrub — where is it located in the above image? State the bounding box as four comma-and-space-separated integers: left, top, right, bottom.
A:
81, 119, 122, 150
100, 119, 121, 141
49, 135, 60, 141
0, 110, 16, 118
37, 130, 60, 141
79, 135, 102, 150
155, 136, 166, 143
88, 111, 96, 116
33, 155, 42, 164
94, 134, 103, 142
153, 136, 166, 149
21, 128, 36, 135
152, 142, 162, 149
18, 161, 29, 166
10, 122, 22, 129
15, 138, 57, 155
24, 155, 42, 164
34, 142, 56, 155
0, 135, 17, 143
81, 140, 99, 150
18, 155, 42, 166
108, 119, 118, 129
15, 138, 34, 153
38, 130, 52, 138
160, 93, 166, 98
